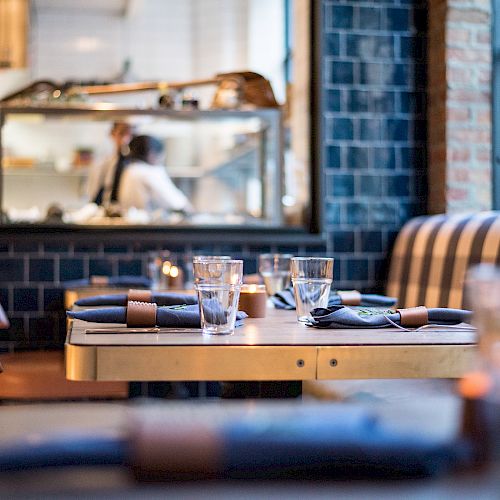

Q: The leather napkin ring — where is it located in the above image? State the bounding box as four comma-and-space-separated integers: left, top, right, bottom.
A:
397, 306, 428, 327
128, 289, 153, 303
338, 290, 362, 306
127, 301, 158, 327
90, 275, 109, 286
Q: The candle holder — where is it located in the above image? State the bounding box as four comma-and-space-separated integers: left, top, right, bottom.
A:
238, 284, 267, 318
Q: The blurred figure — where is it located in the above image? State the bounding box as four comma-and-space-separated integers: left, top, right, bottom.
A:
118, 135, 192, 213
87, 121, 133, 205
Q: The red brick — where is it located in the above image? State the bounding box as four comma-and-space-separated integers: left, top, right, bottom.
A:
448, 47, 491, 63
448, 89, 490, 103
447, 107, 470, 121
449, 147, 471, 161
476, 148, 491, 162
478, 68, 491, 85
448, 168, 470, 183
476, 109, 491, 124
476, 30, 491, 44
448, 66, 473, 85
447, 187, 469, 201
448, 129, 491, 143
447, 28, 470, 44
448, 9, 490, 24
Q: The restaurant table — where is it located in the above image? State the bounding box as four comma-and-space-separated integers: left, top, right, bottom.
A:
65, 307, 477, 382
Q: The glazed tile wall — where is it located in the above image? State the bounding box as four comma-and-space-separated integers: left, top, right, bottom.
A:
323, 0, 427, 291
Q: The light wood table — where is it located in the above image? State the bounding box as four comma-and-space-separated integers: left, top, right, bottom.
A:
65, 307, 478, 382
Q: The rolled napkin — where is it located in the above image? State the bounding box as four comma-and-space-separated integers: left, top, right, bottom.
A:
62, 276, 151, 289
308, 305, 473, 329
67, 302, 247, 329
75, 290, 197, 307
271, 287, 397, 310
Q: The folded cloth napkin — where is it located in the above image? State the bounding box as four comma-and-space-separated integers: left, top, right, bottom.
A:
271, 287, 397, 310
67, 303, 247, 329
62, 276, 151, 289
308, 305, 472, 329
75, 291, 197, 307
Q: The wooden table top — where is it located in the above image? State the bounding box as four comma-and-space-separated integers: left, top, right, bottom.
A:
68, 306, 477, 347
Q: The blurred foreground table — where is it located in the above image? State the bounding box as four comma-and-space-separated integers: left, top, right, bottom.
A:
66, 308, 477, 381
0, 397, 498, 497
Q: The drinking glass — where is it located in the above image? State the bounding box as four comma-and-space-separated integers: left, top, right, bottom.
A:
465, 264, 500, 370
147, 251, 172, 290
193, 259, 243, 335
258, 253, 293, 296
192, 255, 232, 263
291, 257, 334, 322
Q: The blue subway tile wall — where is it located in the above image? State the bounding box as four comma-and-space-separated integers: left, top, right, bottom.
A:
323, 0, 427, 291
0, 0, 426, 350
0, 236, 328, 350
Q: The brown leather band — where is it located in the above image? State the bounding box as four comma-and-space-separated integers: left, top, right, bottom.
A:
338, 290, 362, 306
127, 301, 157, 327
397, 306, 428, 327
90, 275, 109, 285
128, 289, 153, 303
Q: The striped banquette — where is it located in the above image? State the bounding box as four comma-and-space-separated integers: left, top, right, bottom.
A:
386, 212, 500, 309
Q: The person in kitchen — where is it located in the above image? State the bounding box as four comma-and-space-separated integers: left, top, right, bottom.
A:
87, 121, 134, 206
118, 134, 193, 213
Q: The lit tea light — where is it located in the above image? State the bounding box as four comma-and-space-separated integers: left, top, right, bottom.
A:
238, 284, 267, 318
162, 261, 172, 276
168, 265, 184, 289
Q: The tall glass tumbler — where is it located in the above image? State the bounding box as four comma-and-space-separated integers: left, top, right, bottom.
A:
193, 259, 243, 335
185, 256, 232, 288
291, 257, 334, 322
258, 254, 293, 296
465, 264, 500, 370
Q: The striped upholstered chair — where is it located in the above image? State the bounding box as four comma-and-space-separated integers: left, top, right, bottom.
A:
386, 212, 500, 309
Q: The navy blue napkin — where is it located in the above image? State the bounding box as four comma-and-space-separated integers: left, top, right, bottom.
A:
62, 276, 151, 289
75, 292, 197, 307
67, 303, 247, 328
271, 287, 397, 310
308, 305, 472, 329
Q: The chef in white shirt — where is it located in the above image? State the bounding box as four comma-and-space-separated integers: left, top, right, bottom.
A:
118, 135, 193, 213
87, 121, 133, 205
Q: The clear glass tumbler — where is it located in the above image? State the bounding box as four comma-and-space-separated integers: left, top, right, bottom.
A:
147, 251, 172, 290
291, 257, 334, 322
465, 264, 500, 370
193, 259, 243, 335
258, 253, 293, 296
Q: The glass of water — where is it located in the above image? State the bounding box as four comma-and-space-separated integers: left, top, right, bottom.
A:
291, 257, 334, 322
193, 259, 243, 335
258, 254, 293, 296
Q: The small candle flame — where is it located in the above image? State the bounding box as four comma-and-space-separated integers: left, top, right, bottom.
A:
162, 261, 172, 275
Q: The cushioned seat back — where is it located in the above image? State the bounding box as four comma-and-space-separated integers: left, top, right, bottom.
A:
386, 212, 500, 309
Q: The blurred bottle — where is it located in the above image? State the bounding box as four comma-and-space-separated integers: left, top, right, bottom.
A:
461, 264, 500, 465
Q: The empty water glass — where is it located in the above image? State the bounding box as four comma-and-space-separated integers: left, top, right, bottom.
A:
259, 253, 293, 296
291, 257, 334, 322
193, 259, 243, 335
465, 264, 500, 370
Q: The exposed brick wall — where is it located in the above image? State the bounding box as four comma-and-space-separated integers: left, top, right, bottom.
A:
427, 0, 492, 213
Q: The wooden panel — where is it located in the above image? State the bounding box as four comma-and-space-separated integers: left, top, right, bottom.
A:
95, 346, 317, 381
0, 0, 28, 69
317, 345, 478, 379
0, 351, 128, 399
